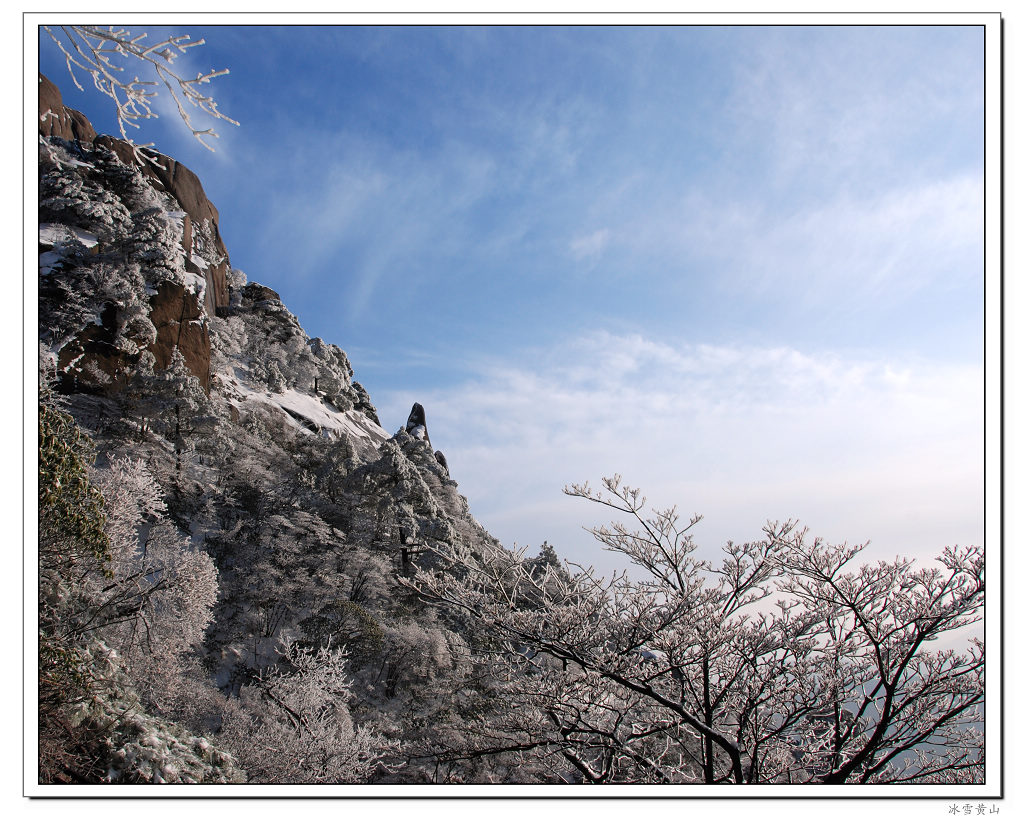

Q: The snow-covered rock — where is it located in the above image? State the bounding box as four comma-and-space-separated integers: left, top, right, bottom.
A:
217, 367, 389, 454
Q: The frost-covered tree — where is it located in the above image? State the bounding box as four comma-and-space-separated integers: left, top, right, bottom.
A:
38, 145, 159, 366
38, 386, 237, 783
347, 434, 455, 568
218, 641, 389, 783
127, 347, 212, 480
292, 430, 358, 507
38, 387, 114, 781
92, 456, 219, 715
265, 360, 287, 394
43, 25, 237, 156
309, 337, 354, 403
411, 476, 985, 785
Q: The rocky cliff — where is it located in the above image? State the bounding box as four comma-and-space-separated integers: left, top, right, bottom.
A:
38, 75, 506, 783
39, 73, 231, 393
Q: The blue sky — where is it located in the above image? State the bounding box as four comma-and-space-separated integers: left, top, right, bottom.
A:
37, 21, 988, 573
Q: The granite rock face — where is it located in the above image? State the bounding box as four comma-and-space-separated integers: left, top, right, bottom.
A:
39, 73, 229, 392
93, 135, 231, 317
38, 73, 96, 143
148, 281, 212, 392
40, 73, 230, 318
403, 404, 450, 472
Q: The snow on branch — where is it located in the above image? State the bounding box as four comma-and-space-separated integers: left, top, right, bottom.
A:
410, 475, 985, 784
44, 25, 238, 158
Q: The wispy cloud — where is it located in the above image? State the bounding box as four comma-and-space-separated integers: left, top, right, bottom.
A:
376, 331, 982, 574
663, 173, 984, 304
723, 27, 983, 192
569, 228, 610, 261
226, 64, 609, 321
239, 133, 501, 317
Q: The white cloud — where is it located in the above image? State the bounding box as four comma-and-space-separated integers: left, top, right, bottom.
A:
582, 28, 984, 316
376, 332, 983, 576
724, 28, 982, 190
569, 228, 610, 261
618, 173, 982, 310
728, 175, 983, 302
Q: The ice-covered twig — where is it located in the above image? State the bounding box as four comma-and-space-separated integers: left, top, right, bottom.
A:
43, 25, 238, 161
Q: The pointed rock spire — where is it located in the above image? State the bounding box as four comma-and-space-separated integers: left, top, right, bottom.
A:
405, 402, 430, 445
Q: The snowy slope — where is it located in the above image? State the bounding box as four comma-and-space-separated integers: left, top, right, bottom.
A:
217, 367, 390, 449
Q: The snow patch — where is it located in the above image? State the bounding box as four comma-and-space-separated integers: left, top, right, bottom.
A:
182, 271, 208, 303
217, 370, 389, 447
39, 223, 99, 249
64, 352, 86, 371
39, 250, 65, 275
64, 156, 95, 170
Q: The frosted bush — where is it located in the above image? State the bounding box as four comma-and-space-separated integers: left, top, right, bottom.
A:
218, 641, 391, 783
